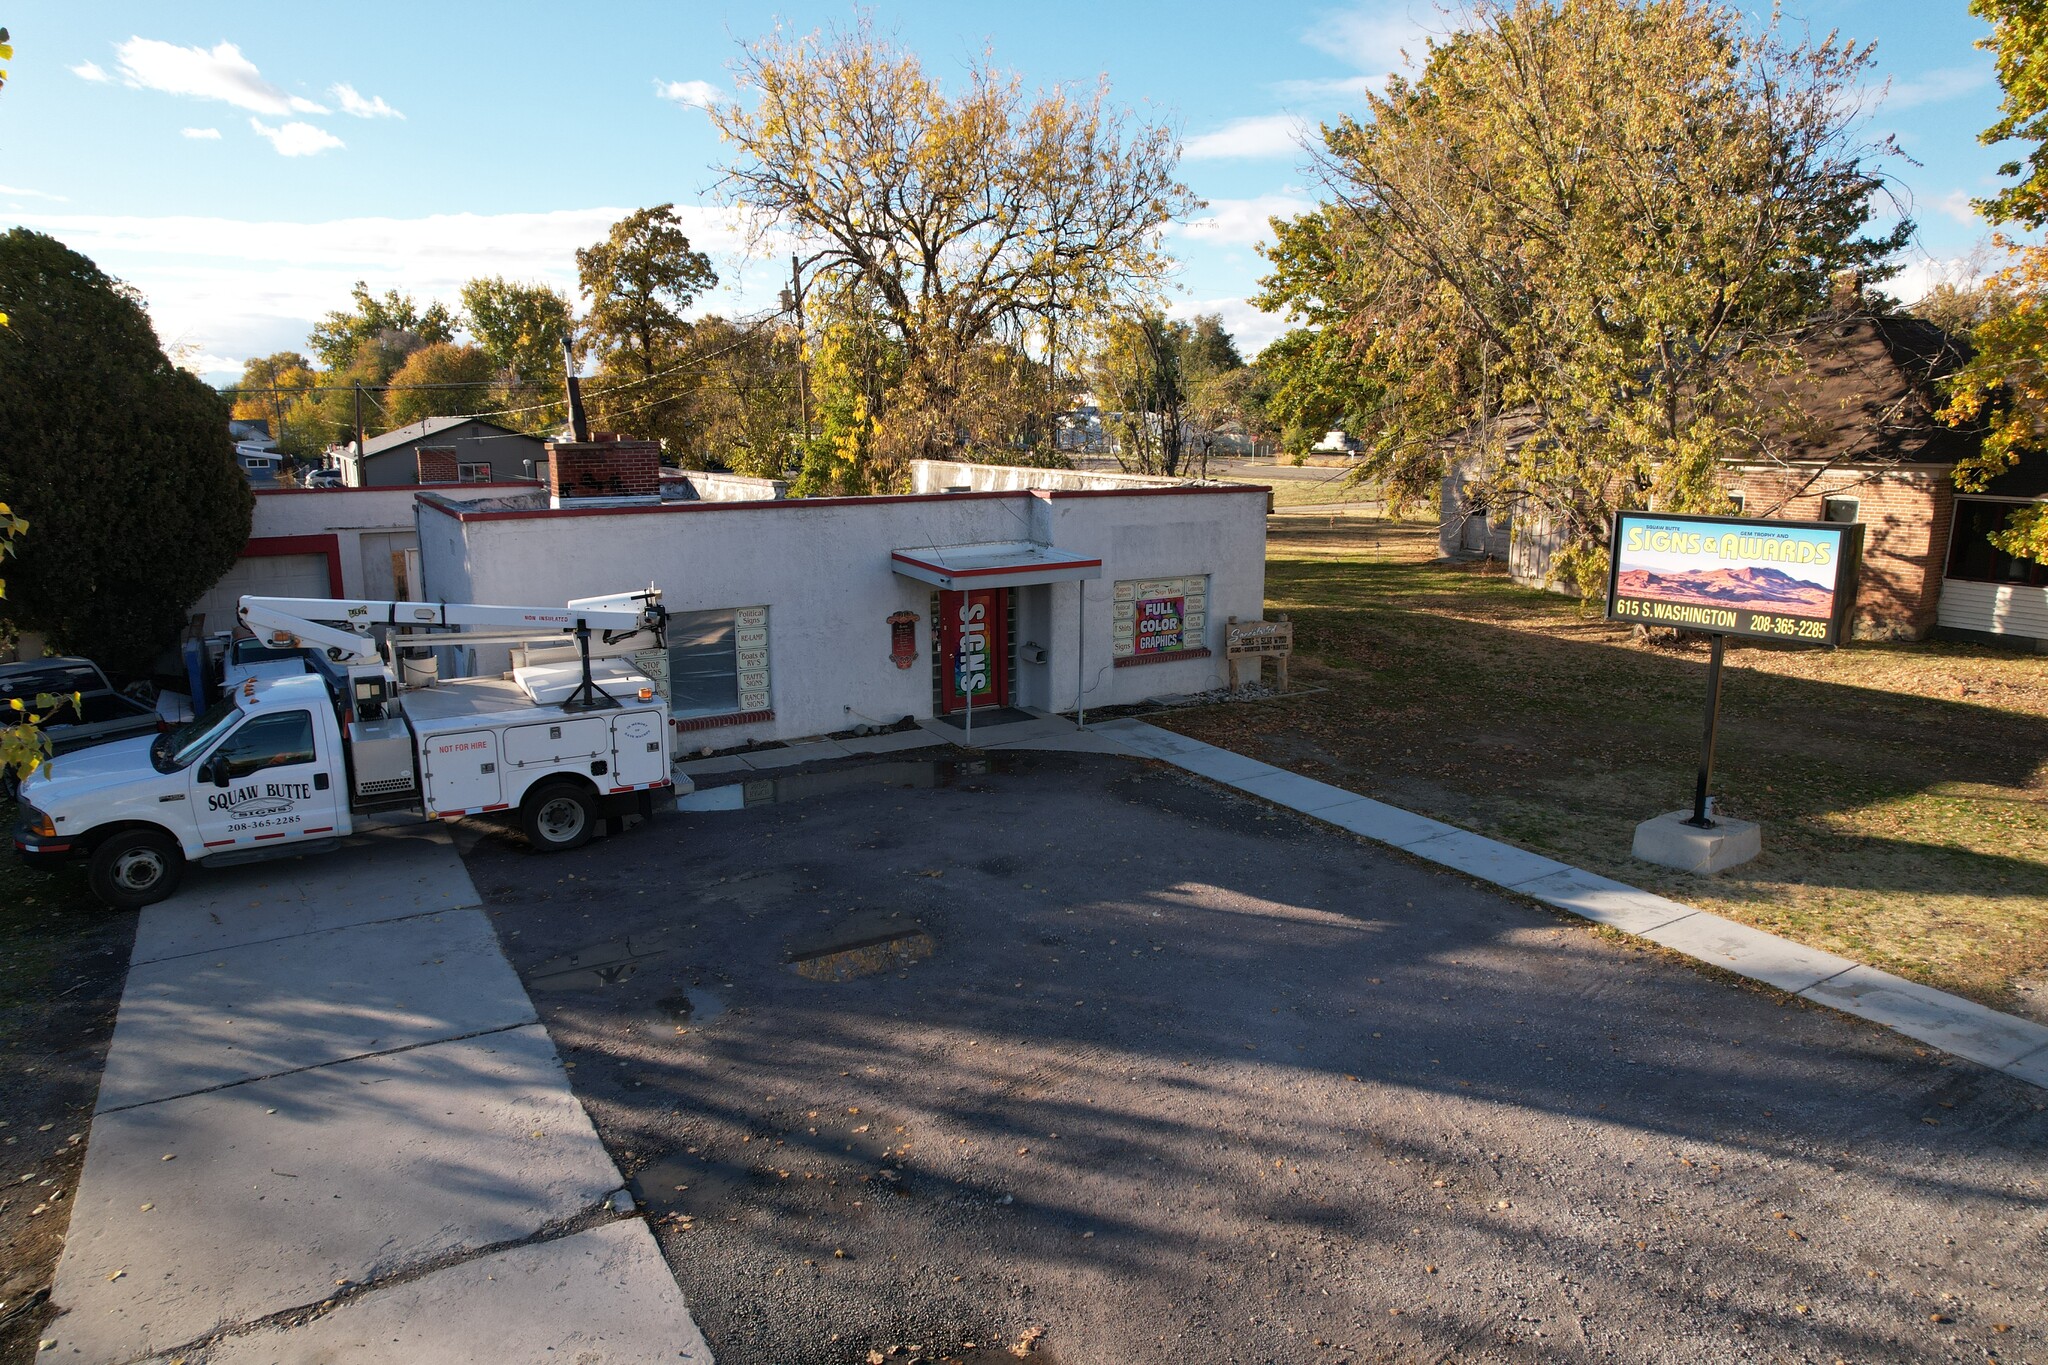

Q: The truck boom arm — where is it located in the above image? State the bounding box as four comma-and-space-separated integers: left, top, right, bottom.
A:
238, 592, 665, 665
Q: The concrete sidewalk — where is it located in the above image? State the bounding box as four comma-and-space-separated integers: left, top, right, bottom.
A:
47, 826, 711, 1365
1081, 715, 2048, 1090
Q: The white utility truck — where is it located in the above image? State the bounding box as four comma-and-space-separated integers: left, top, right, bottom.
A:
13, 590, 680, 909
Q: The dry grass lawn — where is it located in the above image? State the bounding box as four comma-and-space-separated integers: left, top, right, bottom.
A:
1158, 515, 2048, 1017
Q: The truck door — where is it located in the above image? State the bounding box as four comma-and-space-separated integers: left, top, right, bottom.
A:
190, 708, 342, 852
609, 711, 667, 788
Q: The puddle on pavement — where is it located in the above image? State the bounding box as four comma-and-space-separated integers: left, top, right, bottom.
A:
788, 928, 936, 981
677, 755, 1028, 812
786, 908, 936, 981
527, 937, 667, 991
628, 1154, 751, 1216
656, 987, 727, 1023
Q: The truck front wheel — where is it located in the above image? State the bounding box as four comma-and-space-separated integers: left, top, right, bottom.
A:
521, 783, 595, 852
87, 829, 185, 910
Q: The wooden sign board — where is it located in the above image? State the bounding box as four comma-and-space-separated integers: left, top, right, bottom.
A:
1226, 614, 1291, 690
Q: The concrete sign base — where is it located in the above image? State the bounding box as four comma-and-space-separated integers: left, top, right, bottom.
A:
1632, 809, 1762, 874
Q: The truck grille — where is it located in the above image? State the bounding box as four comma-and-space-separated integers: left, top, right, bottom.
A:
356, 775, 416, 796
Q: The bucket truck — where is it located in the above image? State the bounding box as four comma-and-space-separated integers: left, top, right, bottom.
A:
13, 590, 682, 908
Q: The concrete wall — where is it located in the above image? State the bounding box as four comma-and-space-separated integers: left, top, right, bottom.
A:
415, 485, 1268, 747
664, 470, 791, 502
910, 460, 1222, 495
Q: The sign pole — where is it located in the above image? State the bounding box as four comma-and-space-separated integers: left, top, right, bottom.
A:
1686, 633, 1726, 828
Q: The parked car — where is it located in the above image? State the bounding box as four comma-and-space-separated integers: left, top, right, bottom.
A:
304, 468, 342, 489
0, 657, 160, 793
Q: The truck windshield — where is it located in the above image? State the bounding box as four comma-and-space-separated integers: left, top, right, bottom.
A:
152, 694, 243, 773
230, 640, 305, 666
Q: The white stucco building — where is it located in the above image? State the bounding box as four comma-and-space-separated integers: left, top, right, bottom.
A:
412, 445, 1271, 747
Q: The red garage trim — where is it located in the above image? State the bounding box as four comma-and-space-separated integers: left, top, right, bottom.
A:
672, 709, 774, 732
243, 533, 346, 597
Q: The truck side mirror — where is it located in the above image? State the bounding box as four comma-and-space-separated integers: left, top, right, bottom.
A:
203, 755, 231, 788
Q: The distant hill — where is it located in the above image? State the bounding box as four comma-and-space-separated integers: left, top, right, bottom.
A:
1616, 564, 1833, 616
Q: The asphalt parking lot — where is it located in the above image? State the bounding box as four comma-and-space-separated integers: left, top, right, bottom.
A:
464, 750, 2048, 1365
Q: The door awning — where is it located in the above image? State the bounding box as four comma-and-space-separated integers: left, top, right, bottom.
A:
891, 541, 1103, 591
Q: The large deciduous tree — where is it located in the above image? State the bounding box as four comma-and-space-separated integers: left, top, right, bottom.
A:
576, 206, 717, 452
1263, 0, 1906, 593
384, 342, 495, 428
459, 277, 575, 431
1936, 0, 2048, 561
0, 230, 250, 675
709, 17, 1197, 487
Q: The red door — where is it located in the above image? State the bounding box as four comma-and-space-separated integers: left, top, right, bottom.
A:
938, 588, 1009, 714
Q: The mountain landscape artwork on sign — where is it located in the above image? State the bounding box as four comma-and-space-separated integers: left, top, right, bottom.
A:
1607, 511, 1862, 645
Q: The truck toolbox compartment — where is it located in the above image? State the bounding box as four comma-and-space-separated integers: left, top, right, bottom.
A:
504, 717, 610, 767
421, 728, 501, 811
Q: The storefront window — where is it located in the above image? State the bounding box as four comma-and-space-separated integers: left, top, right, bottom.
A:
1947, 501, 2048, 587
668, 606, 771, 718
1112, 576, 1209, 660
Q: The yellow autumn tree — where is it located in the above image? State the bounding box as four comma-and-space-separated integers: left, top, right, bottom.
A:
1937, 0, 2048, 561
708, 16, 1197, 487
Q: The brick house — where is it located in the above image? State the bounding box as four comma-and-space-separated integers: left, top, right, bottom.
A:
1440, 310, 2047, 646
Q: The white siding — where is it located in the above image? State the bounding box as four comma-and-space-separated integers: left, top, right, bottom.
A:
1937, 578, 2048, 640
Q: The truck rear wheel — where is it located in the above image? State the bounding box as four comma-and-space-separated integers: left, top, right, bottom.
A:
87, 829, 185, 910
521, 782, 595, 852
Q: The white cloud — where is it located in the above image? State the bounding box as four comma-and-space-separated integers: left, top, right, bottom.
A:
177, 351, 244, 375
331, 83, 402, 119
181, 127, 222, 140
70, 60, 109, 83
1305, 5, 1433, 72
114, 37, 327, 115
1882, 65, 1992, 113
2, 206, 767, 377
0, 184, 69, 203
656, 78, 723, 109
1271, 73, 1389, 103
1173, 194, 1315, 245
1184, 114, 1312, 161
249, 118, 345, 157
1168, 296, 1288, 354
1941, 190, 1981, 227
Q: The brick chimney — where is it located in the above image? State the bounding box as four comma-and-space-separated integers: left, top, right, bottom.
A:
545, 435, 662, 510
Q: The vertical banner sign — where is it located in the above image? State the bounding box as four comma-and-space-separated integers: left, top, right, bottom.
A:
938, 589, 1006, 713
1606, 512, 1863, 647
734, 607, 770, 712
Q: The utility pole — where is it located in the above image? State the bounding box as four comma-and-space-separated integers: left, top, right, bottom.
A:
353, 381, 365, 477
789, 252, 809, 453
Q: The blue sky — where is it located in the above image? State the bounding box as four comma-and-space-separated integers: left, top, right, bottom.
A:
0, 1, 2017, 383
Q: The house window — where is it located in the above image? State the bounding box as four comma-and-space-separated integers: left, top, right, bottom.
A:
1822, 495, 1860, 523
1112, 576, 1209, 662
1727, 490, 1746, 513
667, 606, 770, 719
458, 462, 491, 483
1946, 500, 2048, 587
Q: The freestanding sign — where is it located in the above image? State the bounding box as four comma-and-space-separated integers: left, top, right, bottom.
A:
1606, 510, 1865, 842
1606, 511, 1862, 647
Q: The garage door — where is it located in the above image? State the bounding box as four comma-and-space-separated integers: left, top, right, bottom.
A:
189, 553, 335, 636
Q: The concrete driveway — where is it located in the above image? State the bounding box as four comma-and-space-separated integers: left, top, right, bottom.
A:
467, 750, 2048, 1365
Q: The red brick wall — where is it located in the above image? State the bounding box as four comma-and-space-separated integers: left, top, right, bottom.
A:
546, 439, 662, 502
1724, 465, 1954, 640
416, 447, 458, 484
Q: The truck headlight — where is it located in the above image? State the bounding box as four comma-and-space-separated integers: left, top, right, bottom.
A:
19, 804, 56, 839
